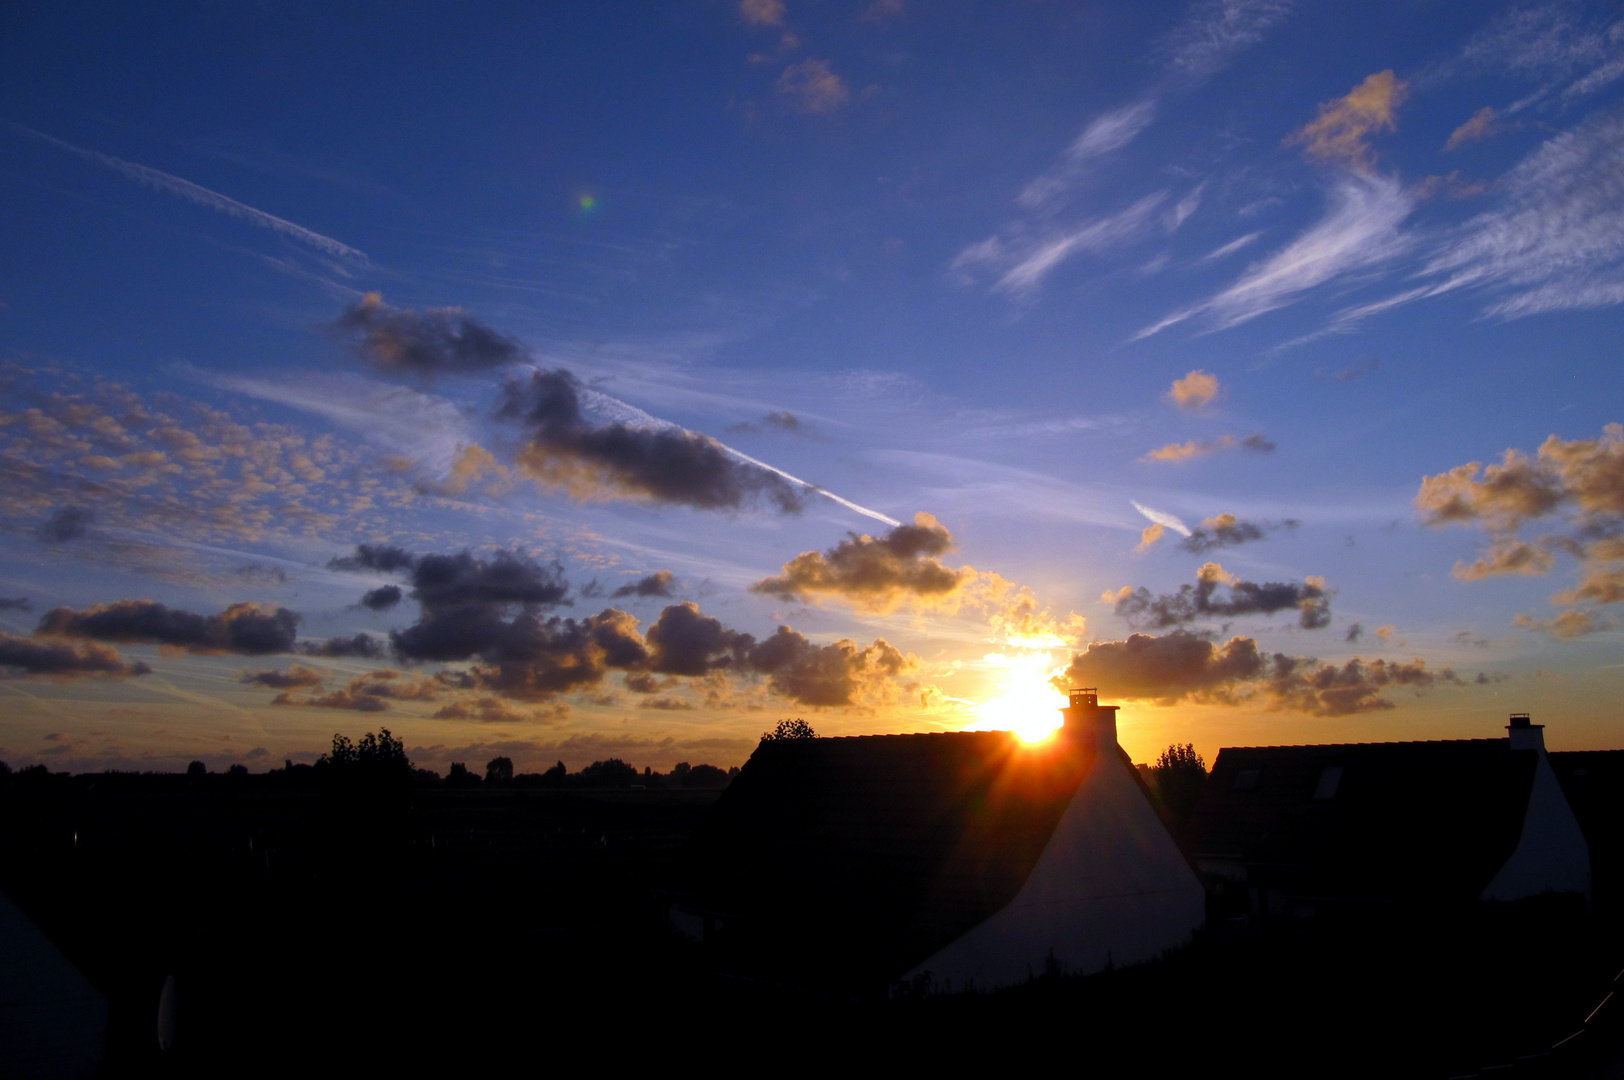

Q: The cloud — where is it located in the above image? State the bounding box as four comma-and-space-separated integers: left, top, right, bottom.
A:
777, 59, 850, 114
860, 0, 905, 25
1058, 628, 1457, 715
1136, 523, 1167, 552
1203, 232, 1262, 261
1420, 424, 1624, 632
1, 122, 367, 261
1156, 0, 1296, 80
37, 600, 300, 655
0, 366, 417, 553
496, 369, 804, 513
0, 633, 151, 680
957, 192, 1168, 298
1141, 432, 1276, 462
1345, 622, 1363, 643
1138, 173, 1414, 337
750, 512, 974, 612
271, 669, 441, 712
1451, 539, 1556, 581
739, 0, 785, 26
1459, 3, 1624, 107
1416, 424, 1623, 532
611, 571, 678, 599
297, 633, 386, 659
242, 664, 326, 689
1422, 107, 1624, 320
1446, 106, 1502, 151
645, 602, 752, 677
1285, 71, 1408, 171
1112, 561, 1331, 629
332, 293, 524, 377
725, 411, 805, 436
0, 598, 31, 612
38, 506, 93, 543
359, 585, 403, 611
432, 696, 557, 723
1017, 101, 1158, 210
1168, 369, 1219, 411
1180, 514, 1297, 553
1132, 501, 1192, 537
744, 626, 912, 708
1514, 609, 1617, 639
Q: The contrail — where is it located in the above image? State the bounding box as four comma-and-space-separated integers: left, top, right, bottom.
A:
3, 120, 368, 262
1132, 500, 1192, 537
576, 383, 900, 526
718, 443, 901, 527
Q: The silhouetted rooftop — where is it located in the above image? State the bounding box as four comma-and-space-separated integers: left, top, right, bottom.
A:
1188, 738, 1537, 904
674, 730, 1112, 990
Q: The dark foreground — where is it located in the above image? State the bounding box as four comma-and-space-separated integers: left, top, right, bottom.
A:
3, 780, 1620, 1077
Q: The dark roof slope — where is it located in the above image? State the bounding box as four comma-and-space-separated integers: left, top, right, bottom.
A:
674, 730, 1100, 991
1187, 739, 1536, 904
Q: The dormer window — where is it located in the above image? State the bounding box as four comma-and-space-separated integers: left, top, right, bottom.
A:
1313, 765, 1343, 800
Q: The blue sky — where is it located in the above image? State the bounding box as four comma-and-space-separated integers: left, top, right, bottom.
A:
3, 0, 1623, 774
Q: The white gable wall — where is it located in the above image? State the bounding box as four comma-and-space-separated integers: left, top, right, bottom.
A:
1481, 748, 1591, 902
903, 746, 1205, 992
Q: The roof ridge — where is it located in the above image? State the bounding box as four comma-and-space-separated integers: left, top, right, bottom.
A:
1218, 737, 1508, 751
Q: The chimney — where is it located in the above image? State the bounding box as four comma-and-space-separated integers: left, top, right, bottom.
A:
1506, 712, 1545, 751
1060, 687, 1118, 747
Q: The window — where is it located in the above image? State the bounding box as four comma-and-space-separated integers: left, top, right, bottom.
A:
1313, 764, 1343, 800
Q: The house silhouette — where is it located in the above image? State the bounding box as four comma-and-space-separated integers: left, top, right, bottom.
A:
1187, 713, 1591, 920
669, 690, 1205, 994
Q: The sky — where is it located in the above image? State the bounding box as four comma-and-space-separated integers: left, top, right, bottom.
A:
2, 0, 1623, 775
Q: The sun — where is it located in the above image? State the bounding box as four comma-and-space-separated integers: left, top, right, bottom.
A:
973, 652, 1068, 742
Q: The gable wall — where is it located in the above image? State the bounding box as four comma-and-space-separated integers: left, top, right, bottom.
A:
903, 744, 1204, 991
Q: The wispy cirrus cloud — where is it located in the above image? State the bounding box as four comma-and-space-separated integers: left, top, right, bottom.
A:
2, 121, 367, 262
955, 191, 1171, 297
1016, 100, 1158, 211
1136, 172, 1415, 338
1156, 0, 1297, 81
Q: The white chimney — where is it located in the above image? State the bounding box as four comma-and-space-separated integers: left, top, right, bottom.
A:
1506, 712, 1545, 751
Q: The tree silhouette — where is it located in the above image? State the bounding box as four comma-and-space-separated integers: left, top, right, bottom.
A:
762, 718, 816, 741
1150, 742, 1207, 831
485, 756, 514, 786
319, 728, 413, 791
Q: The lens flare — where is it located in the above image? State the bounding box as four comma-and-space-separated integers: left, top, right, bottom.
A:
969, 652, 1068, 742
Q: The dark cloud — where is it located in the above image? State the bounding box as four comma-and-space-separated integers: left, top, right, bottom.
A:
328, 544, 417, 573
495, 369, 804, 513
750, 512, 972, 612
297, 633, 386, 659
235, 564, 290, 586
610, 571, 677, 599
0, 632, 151, 679
242, 664, 326, 689
638, 696, 697, 711
38, 506, 93, 543
0, 597, 30, 612
622, 672, 664, 694
1345, 622, 1363, 643
332, 292, 524, 376
1180, 514, 1298, 554
37, 600, 300, 655
360, 585, 404, 611
1058, 629, 1460, 716
1112, 562, 1331, 630
726, 411, 806, 436
271, 669, 439, 712
743, 626, 910, 708
645, 602, 752, 676
435, 609, 651, 701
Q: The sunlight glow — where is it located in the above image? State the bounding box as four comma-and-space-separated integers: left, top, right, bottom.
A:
971, 652, 1069, 742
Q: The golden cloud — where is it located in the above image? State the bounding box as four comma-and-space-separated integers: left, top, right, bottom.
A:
1285, 70, 1408, 171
